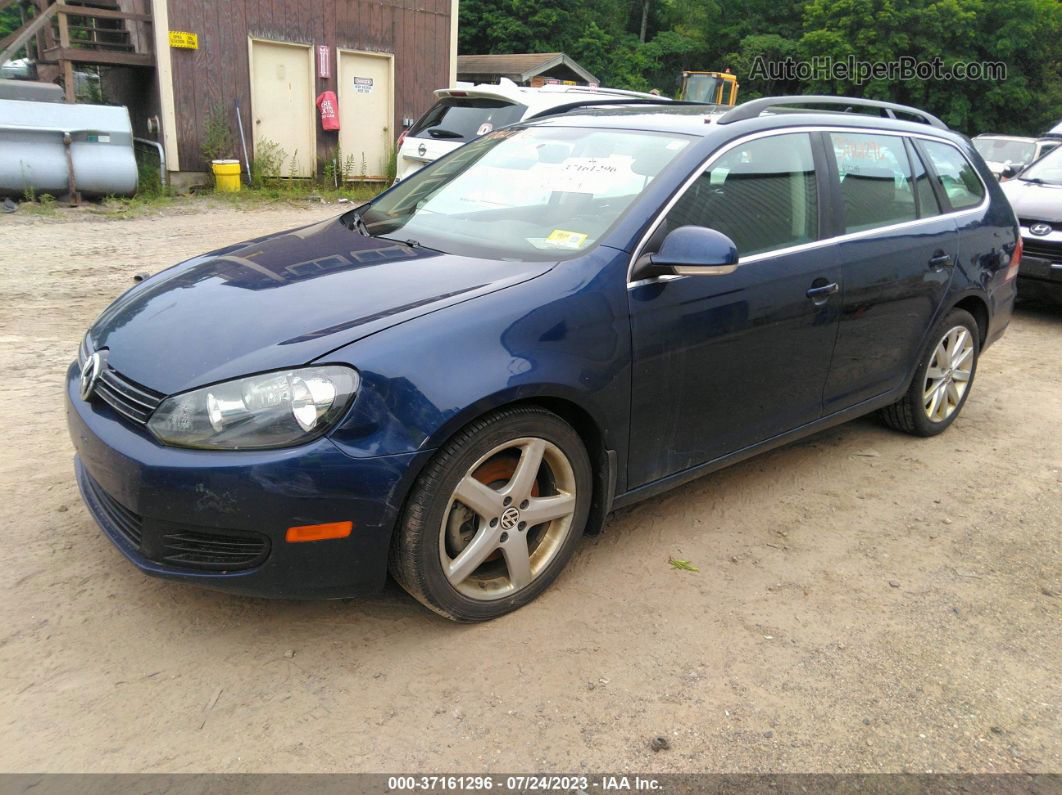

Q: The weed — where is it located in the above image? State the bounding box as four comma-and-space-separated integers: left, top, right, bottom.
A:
249, 139, 286, 189
201, 104, 237, 165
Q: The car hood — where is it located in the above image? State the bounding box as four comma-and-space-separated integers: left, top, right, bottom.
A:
90, 214, 554, 395
1001, 179, 1062, 223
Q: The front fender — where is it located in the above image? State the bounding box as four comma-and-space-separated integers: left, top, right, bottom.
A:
320, 246, 633, 469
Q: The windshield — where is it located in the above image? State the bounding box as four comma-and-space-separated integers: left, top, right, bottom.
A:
1020, 144, 1062, 184
408, 98, 527, 141
973, 137, 1036, 165
685, 74, 724, 104
361, 126, 692, 261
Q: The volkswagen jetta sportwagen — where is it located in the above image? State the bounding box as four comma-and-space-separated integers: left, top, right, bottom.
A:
68, 96, 1019, 621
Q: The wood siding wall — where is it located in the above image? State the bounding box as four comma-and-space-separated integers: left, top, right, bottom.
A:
165, 0, 453, 172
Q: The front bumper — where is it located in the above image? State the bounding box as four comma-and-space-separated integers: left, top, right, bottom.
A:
66, 362, 430, 599
1017, 232, 1062, 303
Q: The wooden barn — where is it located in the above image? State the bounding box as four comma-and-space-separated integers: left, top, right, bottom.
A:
1, 0, 458, 182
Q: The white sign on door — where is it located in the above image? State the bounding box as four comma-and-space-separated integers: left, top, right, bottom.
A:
353, 77, 374, 94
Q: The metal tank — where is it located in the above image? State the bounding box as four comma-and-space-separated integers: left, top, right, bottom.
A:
0, 97, 138, 198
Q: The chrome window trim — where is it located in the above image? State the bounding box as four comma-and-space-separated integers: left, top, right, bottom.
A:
627, 125, 990, 287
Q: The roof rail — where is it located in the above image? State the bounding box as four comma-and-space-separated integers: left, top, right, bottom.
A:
718, 95, 949, 130
544, 85, 667, 101
527, 98, 709, 119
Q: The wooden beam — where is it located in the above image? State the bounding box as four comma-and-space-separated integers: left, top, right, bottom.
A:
43, 45, 154, 67
57, 5, 73, 101
55, 4, 152, 23
0, 3, 59, 64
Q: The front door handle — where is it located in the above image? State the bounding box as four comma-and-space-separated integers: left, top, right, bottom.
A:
806, 282, 839, 302
929, 252, 953, 270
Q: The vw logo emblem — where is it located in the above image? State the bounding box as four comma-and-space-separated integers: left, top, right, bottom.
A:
1030, 222, 1052, 236
417, 142, 427, 157
500, 506, 520, 531
79, 350, 106, 401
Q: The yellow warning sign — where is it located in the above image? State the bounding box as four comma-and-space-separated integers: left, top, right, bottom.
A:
168, 31, 198, 49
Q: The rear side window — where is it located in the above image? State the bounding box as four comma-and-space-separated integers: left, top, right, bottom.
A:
662, 132, 818, 257
407, 98, 527, 142
829, 132, 917, 233
920, 141, 985, 210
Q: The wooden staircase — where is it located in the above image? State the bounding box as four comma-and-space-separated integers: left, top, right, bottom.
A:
1, 0, 155, 100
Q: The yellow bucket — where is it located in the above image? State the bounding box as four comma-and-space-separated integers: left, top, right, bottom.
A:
211, 159, 242, 192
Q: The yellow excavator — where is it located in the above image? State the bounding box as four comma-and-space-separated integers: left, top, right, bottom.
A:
678, 70, 740, 106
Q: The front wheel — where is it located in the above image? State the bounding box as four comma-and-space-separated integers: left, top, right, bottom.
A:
880, 308, 980, 437
389, 407, 592, 621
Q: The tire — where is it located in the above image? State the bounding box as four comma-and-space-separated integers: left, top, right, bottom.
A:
389, 406, 592, 622
880, 308, 980, 437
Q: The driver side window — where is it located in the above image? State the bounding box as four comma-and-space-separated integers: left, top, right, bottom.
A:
659, 133, 819, 258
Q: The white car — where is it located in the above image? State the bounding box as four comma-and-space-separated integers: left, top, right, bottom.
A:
972, 134, 1060, 180
394, 79, 670, 182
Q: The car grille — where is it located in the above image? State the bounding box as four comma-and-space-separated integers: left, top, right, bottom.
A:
81, 467, 143, 550
95, 368, 165, 425
79, 343, 165, 427
160, 530, 270, 571
1021, 238, 1062, 263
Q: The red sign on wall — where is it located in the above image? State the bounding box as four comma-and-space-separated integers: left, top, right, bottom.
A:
317, 45, 331, 79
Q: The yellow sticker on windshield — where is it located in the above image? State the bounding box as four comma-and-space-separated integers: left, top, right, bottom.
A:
546, 229, 588, 249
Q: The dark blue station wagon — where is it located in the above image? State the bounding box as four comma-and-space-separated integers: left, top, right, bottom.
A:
68, 96, 1019, 620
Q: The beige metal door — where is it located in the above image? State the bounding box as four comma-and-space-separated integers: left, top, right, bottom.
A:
249, 39, 314, 177
337, 50, 393, 180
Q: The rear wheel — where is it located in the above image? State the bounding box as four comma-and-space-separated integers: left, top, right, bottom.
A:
389, 407, 592, 621
880, 308, 980, 436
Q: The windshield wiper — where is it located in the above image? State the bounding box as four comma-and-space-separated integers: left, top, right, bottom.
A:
1020, 176, 1046, 184
427, 128, 464, 139
346, 209, 372, 236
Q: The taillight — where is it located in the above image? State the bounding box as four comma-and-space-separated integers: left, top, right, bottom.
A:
1005, 236, 1023, 281
396, 130, 407, 148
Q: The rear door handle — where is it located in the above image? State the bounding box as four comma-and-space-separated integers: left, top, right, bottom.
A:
806, 282, 839, 301
929, 252, 953, 270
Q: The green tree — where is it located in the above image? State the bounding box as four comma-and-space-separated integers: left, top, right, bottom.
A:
457, 0, 1062, 135
799, 0, 1062, 134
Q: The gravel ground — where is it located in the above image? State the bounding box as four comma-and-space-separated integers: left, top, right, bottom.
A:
0, 202, 1059, 774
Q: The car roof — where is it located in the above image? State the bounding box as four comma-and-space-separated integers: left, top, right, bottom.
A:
432, 79, 667, 112
522, 102, 963, 142
973, 134, 1037, 143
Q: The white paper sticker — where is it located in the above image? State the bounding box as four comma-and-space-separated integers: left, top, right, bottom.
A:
353, 77, 374, 94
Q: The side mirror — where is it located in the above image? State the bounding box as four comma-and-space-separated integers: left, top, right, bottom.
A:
634, 225, 740, 279
1000, 164, 1019, 180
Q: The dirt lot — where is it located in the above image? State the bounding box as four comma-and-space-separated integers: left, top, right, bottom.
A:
0, 202, 1059, 774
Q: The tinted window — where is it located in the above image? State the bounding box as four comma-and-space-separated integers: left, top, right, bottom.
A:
661, 133, 818, 257
920, 141, 985, 209
408, 98, 527, 142
830, 132, 917, 233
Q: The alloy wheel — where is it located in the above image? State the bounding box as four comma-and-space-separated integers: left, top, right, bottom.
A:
439, 437, 577, 600
923, 325, 975, 423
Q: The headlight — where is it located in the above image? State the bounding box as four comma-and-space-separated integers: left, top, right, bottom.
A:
147, 366, 359, 450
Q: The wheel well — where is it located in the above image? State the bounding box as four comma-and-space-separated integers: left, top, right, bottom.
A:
953, 295, 989, 346
499, 397, 612, 535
